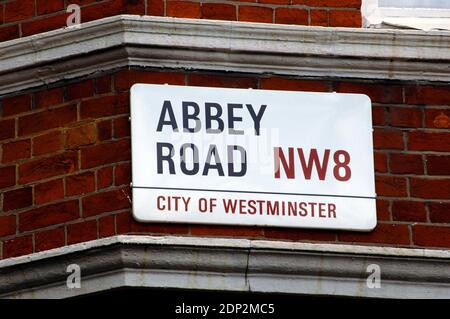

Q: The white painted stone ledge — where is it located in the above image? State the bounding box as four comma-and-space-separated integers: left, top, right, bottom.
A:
0, 235, 449, 299
1, 15, 450, 96
1, 235, 448, 269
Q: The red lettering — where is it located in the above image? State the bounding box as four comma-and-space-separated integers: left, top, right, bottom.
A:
297, 148, 330, 180
328, 203, 336, 218
274, 147, 295, 179
157, 196, 165, 210
333, 150, 351, 181
223, 199, 238, 213
247, 200, 257, 215
274, 147, 351, 182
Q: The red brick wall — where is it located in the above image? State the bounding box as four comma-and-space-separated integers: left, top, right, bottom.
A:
1, 68, 449, 259
0, 0, 362, 42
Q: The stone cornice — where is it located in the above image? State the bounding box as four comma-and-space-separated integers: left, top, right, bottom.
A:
0, 235, 449, 299
1, 15, 450, 96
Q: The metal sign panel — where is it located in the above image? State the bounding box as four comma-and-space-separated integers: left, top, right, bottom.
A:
130, 84, 376, 231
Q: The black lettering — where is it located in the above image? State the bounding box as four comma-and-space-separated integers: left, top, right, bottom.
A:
182, 101, 201, 133
227, 104, 244, 135
205, 102, 224, 134
227, 145, 247, 177
156, 142, 175, 174
180, 143, 199, 175
202, 144, 224, 176
246, 104, 267, 136
156, 100, 178, 132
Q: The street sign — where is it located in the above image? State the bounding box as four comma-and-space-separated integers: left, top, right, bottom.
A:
130, 84, 376, 231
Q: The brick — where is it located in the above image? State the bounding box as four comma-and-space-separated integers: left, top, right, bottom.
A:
80, 93, 129, 119
97, 166, 114, 189
0, 25, 20, 42
372, 106, 385, 126
116, 210, 189, 234
114, 116, 130, 138
329, 9, 361, 27
97, 120, 112, 141
99, 215, 115, 238
19, 152, 78, 184
376, 199, 391, 221
260, 77, 330, 92
95, 75, 112, 94
123, 0, 146, 15
0, 166, 16, 189
78, 0, 124, 23
33, 131, 62, 156
0, 119, 15, 141
374, 152, 388, 173
259, 0, 289, 4
20, 200, 79, 232
3, 187, 32, 211
239, 6, 273, 23
375, 176, 407, 197
81, 139, 130, 169
188, 74, 258, 89
390, 153, 423, 174
389, 107, 422, 128
35, 179, 64, 205
3, 236, 33, 258
392, 201, 427, 222
201, 3, 236, 21
69, 0, 100, 5
65, 123, 97, 149
166, 1, 201, 18
429, 202, 450, 223
66, 172, 95, 196
18, 104, 77, 136
408, 131, 450, 152
311, 10, 328, 27
339, 223, 410, 245
336, 82, 402, 104
37, 0, 65, 15
115, 162, 131, 186
67, 80, 94, 100
148, 0, 164, 16
275, 8, 308, 25
413, 225, 450, 248
263, 228, 335, 241
0, 215, 16, 237
35, 227, 65, 252
22, 13, 68, 36
373, 128, 404, 150
293, 0, 361, 8
191, 225, 263, 238
427, 155, 450, 175
2, 139, 31, 163
2, 94, 31, 117
75, 0, 143, 20
82, 188, 130, 217
405, 85, 450, 106
34, 87, 64, 109
4, 0, 35, 23
66, 0, 98, 5
410, 178, 450, 199
114, 70, 185, 91
67, 220, 98, 244
425, 109, 450, 129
